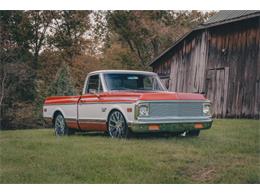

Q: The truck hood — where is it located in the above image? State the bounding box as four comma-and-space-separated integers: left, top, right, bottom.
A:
105, 91, 206, 102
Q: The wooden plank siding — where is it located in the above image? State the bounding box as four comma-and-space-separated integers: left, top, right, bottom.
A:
153, 17, 260, 119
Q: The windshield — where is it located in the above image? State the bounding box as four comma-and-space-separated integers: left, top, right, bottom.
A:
103, 73, 165, 91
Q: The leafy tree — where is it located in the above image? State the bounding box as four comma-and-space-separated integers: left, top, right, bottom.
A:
26, 11, 54, 69
70, 54, 104, 92
47, 63, 76, 96
0, 11, 35, 129
101, 42, 141, 70
1, 11, 54, 72
105, 11, 214, 68
48, 11, 91, 65
0, 11, 32, 60
88, 11, 108, 55
0, 63, 35, 129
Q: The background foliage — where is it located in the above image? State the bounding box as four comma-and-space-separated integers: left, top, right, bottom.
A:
0, 10, 214, 129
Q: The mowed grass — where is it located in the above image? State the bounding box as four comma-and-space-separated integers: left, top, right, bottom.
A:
0, 119, 259, 184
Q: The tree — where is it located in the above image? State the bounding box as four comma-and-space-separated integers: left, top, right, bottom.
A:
48, 11, 91, 65
0, 11, 35, 129
26, 11, 53, 69
106, 11, 149, 67
105, 11, 214, 68
88, 11, 109, 55
101, 42, 141, 70
47, 63, 76, 96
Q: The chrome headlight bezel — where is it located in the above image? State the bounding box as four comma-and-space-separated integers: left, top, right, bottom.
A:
136, 103, 150, 118
203, 103, 211, 116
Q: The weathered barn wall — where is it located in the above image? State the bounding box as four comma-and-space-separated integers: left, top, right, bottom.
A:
206, 17, 260, 118
169, 30, 208, 94
153, 17, 260, 118
153, 30, 209, 94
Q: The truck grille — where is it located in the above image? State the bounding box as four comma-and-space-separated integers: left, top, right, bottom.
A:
149, 102, 203, 117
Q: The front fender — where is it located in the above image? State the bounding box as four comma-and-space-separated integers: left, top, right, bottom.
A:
106, 103, 135, 123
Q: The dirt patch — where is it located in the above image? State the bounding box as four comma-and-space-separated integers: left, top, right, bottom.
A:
190, 167, 217, 183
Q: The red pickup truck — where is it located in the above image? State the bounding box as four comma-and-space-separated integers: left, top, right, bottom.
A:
43, 70, 212, 138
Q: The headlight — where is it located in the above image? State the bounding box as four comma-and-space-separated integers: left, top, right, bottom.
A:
203, 103, 211, 116
137, 103, 149, 117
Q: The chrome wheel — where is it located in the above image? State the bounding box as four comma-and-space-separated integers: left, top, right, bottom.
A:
108, 111, 127, 138
54, 114, 66, 136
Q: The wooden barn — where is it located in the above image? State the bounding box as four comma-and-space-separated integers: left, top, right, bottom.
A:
149, 10, 260, 119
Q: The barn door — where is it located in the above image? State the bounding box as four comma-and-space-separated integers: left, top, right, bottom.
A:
205, 67, 229, 118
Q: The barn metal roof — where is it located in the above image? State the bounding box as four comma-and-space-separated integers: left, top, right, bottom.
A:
149, 10, 260, 67
202, 10, 260, 26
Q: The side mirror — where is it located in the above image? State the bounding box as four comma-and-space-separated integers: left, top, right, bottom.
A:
89, 89, 96, 94
89, 89, 100, 97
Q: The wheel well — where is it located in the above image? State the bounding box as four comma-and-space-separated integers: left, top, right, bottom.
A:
107, 108, 132, 136
52, 111, 63, 126
107, 109, 126, 124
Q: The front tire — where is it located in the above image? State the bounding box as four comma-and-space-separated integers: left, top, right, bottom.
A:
186, 130, 200, 137
107, 110, 130, 138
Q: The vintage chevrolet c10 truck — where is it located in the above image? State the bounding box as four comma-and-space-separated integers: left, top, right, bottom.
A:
43, 70, 212, 138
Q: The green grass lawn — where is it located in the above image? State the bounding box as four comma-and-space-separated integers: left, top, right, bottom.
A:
0, 119, 259, 184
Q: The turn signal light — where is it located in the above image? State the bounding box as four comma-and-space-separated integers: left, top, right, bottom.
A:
149, 124, 160, 131
194, 123, 203, 129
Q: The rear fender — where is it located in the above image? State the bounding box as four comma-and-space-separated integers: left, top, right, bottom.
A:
52, 107, 64, 119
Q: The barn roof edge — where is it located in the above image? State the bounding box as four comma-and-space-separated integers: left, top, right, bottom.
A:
149, 11, 260, 67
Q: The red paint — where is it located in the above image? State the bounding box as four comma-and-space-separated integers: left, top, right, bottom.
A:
65, 118, 107, 131
44, 91, 205, 105
65, 119, 79, 129
139, 92, 205, 101
66, 120, 79, 129
44, 96, 80, 105
79, 121, 107, 131
79, 92, 139, 104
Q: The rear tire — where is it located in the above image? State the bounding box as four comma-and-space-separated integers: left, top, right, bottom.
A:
54, 114, 74, 136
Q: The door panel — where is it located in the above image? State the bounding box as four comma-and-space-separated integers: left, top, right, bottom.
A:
78, 94, 107, 131
78, 74, 107, 131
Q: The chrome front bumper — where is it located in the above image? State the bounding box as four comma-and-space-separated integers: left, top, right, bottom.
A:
135, 116, 212, 123
128, 117, 213, 133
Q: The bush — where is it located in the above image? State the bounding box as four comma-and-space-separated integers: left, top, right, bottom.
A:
47, 64, 76, 96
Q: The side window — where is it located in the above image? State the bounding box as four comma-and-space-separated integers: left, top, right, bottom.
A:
143, 77, 153, 90
86, 74, 103, 93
